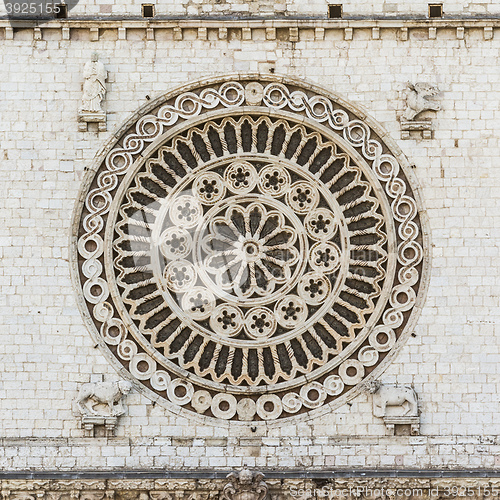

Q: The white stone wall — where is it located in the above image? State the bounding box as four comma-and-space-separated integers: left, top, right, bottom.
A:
1, 19, 500, 470
1, 0, 500, 18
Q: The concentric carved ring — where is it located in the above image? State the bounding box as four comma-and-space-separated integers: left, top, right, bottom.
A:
73, 77, 427, 423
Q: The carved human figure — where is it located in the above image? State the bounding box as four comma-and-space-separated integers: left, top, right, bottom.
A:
366, 380, 418, 418
223, 469, 268, 500
403, 82, 441, 120
76, 380, 132, 417
80, 53, 107, 114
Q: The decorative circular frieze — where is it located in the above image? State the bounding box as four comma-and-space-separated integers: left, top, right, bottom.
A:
72, 76, 428, 423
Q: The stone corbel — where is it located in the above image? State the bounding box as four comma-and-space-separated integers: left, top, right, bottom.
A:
81, 416, 118, 438
400, 120, 433, 140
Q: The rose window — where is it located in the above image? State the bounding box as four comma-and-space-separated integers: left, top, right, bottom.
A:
73, 77, 427, 422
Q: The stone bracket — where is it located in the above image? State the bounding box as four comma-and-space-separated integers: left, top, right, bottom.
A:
383, 416, 420, 436
78, 112, 107, 132
81, 416, 117, 437
400, 120, 432, 139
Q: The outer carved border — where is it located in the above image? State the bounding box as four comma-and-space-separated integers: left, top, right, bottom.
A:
70, 73, 431, 427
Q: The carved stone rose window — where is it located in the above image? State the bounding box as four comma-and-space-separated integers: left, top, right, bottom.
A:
72, 76, 428, 423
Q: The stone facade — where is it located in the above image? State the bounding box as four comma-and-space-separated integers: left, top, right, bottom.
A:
1, 0, 500, 478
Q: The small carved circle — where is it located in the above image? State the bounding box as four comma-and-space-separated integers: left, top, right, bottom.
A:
209, 304, 245, 337
129, 353, 156, 380
194, 172, 226, 205
236, 398, 257, 420
163, 260, 197, 293
258, 164, 291, 197
181, 287, 216, 320
102, 318, 126, 345
168, 195, 203, 228
309, 241, 341, 274
244, 307, 277, 340
297, 272, 331, 305
304, 208, 338, 241
282, 393, 303, 414
117, 340, 137, 361
191, 390, 213, 413
211, 393, 237, 420
245, 82, 265, 106
324, 375, 344, 396
167, 378, 194, 406
338, 360, 365, 385
256, 394, 283, 420
150, 370, 171, 391
358, 346, 380, 367
300, 382, 327, 409
286, 181, 319, 214
369, 327, 396, 352
275, 295, 308, 329
159, 227, 193, 260
224, 161, 258, 194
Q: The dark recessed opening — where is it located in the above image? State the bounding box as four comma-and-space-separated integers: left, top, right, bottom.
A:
142, 4, 155, 18
429, 4, 443, 18
55, 3, 68, 18
328, 4, 343, 19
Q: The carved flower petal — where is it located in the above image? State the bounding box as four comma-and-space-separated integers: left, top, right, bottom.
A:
202, 234, 237, 255
215, 260, 244, 289
263, 228, 296, 247
205, 251, 240, 274
258, 258, 288, 284
257, 211, 286, 240
248, 204, 263, 237
211, 219, 240, 242
226, 206, 248, 237
263, 246, 300, 266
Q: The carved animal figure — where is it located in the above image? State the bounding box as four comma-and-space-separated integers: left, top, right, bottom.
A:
403, 82, 441, 120
366, 380, 418, 418
76, 380, 132, 417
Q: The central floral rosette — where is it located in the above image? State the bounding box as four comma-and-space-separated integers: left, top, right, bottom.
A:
201, 201, 300, 299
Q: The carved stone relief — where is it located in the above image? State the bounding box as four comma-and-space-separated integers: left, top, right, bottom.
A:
2, 478, 500, 500
401, 82, 441, 139
223, 469, 268, 500
71, 76, 428, 423
366, 380, 420, 435
74, 379, 132, 436
78, 52, 107, 132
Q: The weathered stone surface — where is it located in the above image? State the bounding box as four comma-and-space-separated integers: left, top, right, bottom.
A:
0, 0, 500, 472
